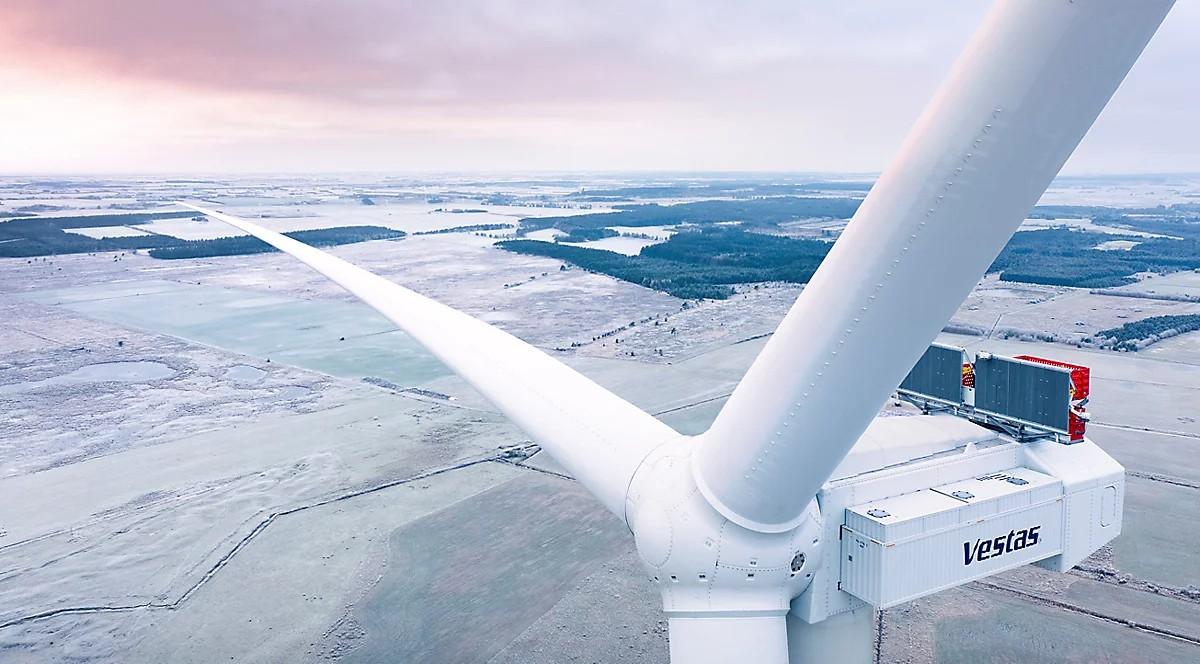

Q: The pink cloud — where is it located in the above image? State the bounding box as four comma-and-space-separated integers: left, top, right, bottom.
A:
0, 0, 710, 107
2, 1, 1194, 174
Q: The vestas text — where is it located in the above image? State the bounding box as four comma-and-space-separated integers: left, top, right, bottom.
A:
963, 526, 1041, 565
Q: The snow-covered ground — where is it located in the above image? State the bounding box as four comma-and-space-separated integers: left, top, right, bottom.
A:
2, 174, 1199, 663
524, 228, 566, 242
66, 226, 153, 239
1018, 217, 1177, 238
1095, 239, 1141, 251
560, 235, 662, 255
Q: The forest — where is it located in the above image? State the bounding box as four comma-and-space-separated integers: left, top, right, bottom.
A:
989, 228, 1200, 287
36, 211, 199, 229
557, 228, 618, 242
0, 211, 203, 258
1028, 202, 1200, 220
0, 210, 404, 260
566, 182, 872, 201
148, 226, 405, 259
518, 197, 861, 233
503, 223, 1200, 300
499, 228, 831, 300
1096, 314, 1200, 351
1092, 214, 1200, 241
413, 223, 511, 235
0, 218, 186, 258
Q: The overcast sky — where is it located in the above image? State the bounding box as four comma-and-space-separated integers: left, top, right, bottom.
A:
1, 1, 1195, 175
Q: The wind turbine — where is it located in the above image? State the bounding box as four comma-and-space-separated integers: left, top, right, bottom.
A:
179, 1, 1174, 661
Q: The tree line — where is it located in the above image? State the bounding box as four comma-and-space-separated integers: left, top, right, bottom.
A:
414, 223, 511, 235
0, 218, 186, 258
503, 223, 1200, 300
1097, 314, 1200, 351
498, 228, 831, 300
566, 182, 872, 201
148, 227, 405, 259
518, 197, 862, 233
990, 228, 1200, 288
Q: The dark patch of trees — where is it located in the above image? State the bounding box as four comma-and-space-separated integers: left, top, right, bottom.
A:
414, 223, 511, 235
1092, 214, 1200, 241
1097, 314, 1200, 351
502, 222, 1200, 299
989, 228, 1200, 288
0, 210, 407, 259
0, 218, 187, 258
498, 239, 732, 299
498, 228, 831, 300
558, 227, 618, 242
565, 182, 873, 200
642, 228, 829, 281
148, 227, 405, 259
519, 197, 862, 234
1027, 203, 1200, 220
0, 210, 198, 258
5, 210, 198, 229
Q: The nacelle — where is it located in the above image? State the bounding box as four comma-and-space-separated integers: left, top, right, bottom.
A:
792, 415, 1122, 623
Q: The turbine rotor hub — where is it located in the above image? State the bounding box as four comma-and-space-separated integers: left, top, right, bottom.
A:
625, 439, 824, 618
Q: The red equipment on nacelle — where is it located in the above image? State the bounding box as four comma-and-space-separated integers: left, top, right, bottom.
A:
1014, 355, 1090, 442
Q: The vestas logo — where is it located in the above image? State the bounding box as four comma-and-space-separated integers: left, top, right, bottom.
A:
963, 526, 1040, 565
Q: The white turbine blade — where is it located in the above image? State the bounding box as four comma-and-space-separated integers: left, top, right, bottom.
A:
695, 0, 1175, 533
177, 202, 678, 520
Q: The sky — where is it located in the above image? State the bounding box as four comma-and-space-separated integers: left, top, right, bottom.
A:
0, 1, 1195, 175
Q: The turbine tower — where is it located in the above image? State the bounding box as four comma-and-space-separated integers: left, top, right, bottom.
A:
180, 1, 1175, 661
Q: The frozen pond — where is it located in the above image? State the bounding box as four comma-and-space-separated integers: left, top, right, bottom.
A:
28, 280, 451, 388
524, 228, 566, 242
67, 226, 152, 239
560, 236, 663, 256
225, 364, 267, 383
1094, 239, 1140, 251
274, 385, 312, 401
0, 361, 174, 395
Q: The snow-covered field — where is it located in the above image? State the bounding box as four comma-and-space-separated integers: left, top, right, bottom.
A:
1, 174, 1199, 662
1037, 177, 1200, 207
132, 218, 239, 240
524, 228, 566, 242
608, 224, 677, 240
1095, 239, 1141, 251
66, 226, 153, 239
1017, 217, 1176, 238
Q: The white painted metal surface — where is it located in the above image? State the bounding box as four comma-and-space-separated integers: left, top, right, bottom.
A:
1024, 437, 1125, 571
786, 607, 875, 664
829, 414, 997, 480
669, 615, 789, 664
695, 0, 1175, 534
176, 203, 679, 522
841, 467, 1063, 608
794, 429, 1028, 626
624, 438, 825, 660
793, 429, 1126, 627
